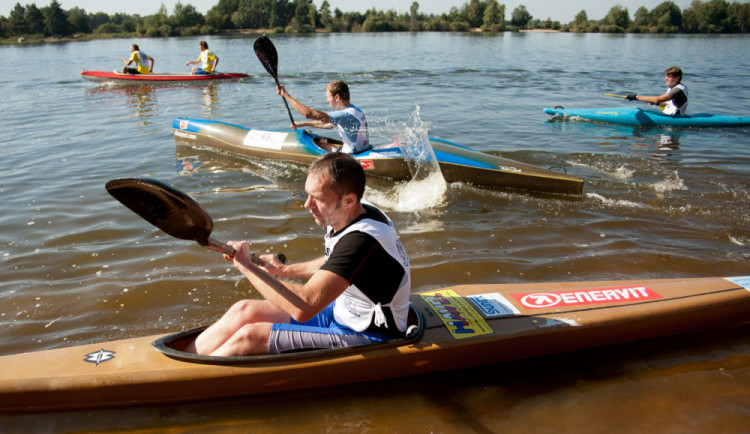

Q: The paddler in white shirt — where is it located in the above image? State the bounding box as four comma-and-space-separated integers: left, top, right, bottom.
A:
626, 66, 688, 116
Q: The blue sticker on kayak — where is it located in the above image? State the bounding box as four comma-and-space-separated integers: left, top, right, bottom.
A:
468, 293, 521, 317
726, 276, 750, 290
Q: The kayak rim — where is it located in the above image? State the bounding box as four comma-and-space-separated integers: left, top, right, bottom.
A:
151, 306, 425, 365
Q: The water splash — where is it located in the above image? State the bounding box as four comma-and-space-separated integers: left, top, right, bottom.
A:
368, 107, 447, 212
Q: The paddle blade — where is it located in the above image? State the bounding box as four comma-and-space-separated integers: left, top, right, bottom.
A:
254, 36, 279, 81
106, 178, 213, 246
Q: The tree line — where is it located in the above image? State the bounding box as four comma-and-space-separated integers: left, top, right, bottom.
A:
2, 0, 749, 41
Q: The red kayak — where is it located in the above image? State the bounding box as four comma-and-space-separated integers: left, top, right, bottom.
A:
81, 70, 249, 83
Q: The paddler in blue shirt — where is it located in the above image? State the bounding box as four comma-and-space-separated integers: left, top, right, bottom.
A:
626, 66, 688, 115
276, 80, 371, 154
121, 44, 154, 74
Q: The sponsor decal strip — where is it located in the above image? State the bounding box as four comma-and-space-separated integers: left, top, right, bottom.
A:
420, 289, 493, 339
468, 292, 521, 317
726, 276, 750, 291
511, 285, 662, 310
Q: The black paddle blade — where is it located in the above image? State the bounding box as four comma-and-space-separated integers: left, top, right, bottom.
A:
254, 35, 279, 80
105, 178, 213, 246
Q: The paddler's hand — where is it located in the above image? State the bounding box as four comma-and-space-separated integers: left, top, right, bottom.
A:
276, 84, 288, 98
223, 241, 259, 272
259, 253, 287, 276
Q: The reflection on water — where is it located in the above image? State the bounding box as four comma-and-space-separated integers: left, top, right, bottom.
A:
84, 82, 220, 122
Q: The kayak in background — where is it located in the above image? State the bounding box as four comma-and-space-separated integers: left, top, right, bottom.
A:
1, 275, 748, 413
172, 118, 584, 195
81, 70, 249, 83
544, 106, 750, 128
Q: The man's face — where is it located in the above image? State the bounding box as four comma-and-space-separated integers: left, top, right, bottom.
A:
304, 173, 343, 228
326, 90, 343, 110
665, 74, 680, 87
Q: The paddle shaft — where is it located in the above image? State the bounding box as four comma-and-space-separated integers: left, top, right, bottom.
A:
206, 238, 280, 267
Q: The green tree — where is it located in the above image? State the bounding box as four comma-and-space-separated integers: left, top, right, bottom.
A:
652, 1, 682, 32
9, 3, 27, 35
67, 7, 91, 34
172, 2, 204, 28
482, 0, 504, 31
510, 5, 531, 29
572, 9, 588, 32
603, 5, 630, 31
43, 0, 70, 36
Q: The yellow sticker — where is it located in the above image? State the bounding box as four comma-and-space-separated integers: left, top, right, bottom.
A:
420, 289, 493, 339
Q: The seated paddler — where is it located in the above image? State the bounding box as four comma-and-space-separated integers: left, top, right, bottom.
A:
276, 80, 371, 154
187, 152, 411, 356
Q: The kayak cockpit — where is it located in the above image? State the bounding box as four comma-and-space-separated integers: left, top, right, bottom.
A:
151, 305, 424, 365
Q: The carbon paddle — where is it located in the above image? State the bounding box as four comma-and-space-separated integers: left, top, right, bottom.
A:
106, 177, 282, 265
254, 35, 296, 127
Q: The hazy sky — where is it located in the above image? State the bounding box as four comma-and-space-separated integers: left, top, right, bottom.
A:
2, 0, 695, 23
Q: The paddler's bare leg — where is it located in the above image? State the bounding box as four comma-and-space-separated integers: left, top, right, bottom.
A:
185, 299, 289, 356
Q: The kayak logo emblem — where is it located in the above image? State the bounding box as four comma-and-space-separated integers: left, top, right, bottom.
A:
84, 348, 116, 365
179, 120, 188, 130
512, 286, 662, 310
360, 160, 374, 170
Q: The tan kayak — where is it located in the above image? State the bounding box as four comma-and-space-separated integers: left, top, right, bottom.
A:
1, 276, 749, 413
172, 118, 584, 195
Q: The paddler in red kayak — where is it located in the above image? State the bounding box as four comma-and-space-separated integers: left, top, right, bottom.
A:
187, 152, 411, 356
121, 44, 154, 74
186, 40, 219, 75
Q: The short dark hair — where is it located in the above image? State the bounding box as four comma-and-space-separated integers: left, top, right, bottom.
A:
132, 44, 139, 51
665, 66, 682, 82
308, 152, 365, 200
326, 80, 350, 102
200, 41, 208, 50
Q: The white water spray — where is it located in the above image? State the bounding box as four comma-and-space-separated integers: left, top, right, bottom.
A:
367, 107, 448, 212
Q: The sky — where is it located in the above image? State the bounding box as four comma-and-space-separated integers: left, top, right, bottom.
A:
2, 0, 695, 23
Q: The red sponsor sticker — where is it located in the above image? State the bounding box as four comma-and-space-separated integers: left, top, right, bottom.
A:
179, 120, 188, 130
360, 160, 374, 170
511, 286, 662, 310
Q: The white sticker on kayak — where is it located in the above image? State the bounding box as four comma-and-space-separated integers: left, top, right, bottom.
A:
468, 293, 521, 317
243, 130, 287, 150
726, 276, 750, 290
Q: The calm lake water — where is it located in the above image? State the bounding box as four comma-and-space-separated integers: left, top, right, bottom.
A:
1, 32, 749, 431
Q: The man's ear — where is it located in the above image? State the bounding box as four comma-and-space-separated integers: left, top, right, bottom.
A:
342, 193, 357, 208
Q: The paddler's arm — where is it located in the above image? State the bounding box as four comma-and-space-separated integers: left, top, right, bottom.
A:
226, 241, 346, 322
277, 84, 334, 129
628, 93, 671, 105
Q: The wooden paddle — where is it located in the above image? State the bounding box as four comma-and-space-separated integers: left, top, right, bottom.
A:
106, 177, 283, 265
254, 36, 296, 127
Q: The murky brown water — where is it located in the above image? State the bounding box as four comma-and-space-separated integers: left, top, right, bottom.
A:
1, 33, 749, 431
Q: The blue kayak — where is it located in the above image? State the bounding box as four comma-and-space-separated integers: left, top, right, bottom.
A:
544, 106, 750, 128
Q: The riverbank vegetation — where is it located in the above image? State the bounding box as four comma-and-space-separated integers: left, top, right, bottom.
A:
2, 0, 749, 44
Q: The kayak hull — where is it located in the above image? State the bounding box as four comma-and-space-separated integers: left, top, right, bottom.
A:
173, 118, 584, 195
544, 106, 750, 127
1, 276, 749, 413
81, 70, 249, 83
